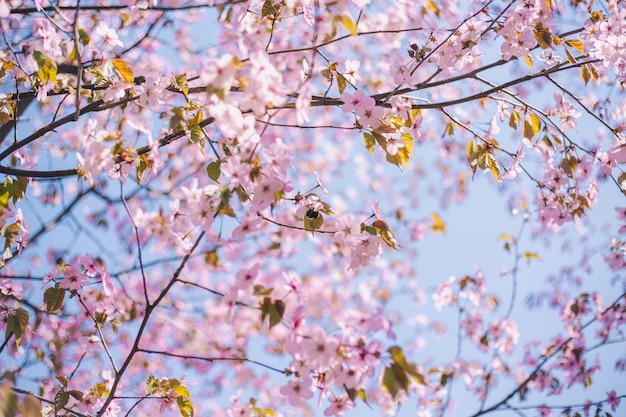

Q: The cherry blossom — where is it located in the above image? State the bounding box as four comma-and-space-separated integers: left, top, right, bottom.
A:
0, 1, 624, 417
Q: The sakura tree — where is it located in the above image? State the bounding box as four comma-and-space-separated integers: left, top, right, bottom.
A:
0, 0, 624, 416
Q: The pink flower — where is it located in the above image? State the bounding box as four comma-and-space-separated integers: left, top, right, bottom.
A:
385, 133, 405, 156
609, 134, 626, 163
607, 390, 621, 411
342, 60, 361, 84
59, 262, 89, 291
95, 22, 124, 48
0, 278, 23, 298
341, 90, 368, 114
0, 1, 9, 17
538, 405, 552, 417
324, 395, 353, 416
279, 378, 314, 406
236, 263, 260, 290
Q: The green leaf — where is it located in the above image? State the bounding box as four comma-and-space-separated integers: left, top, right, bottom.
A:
345, 387, 369, 405
388, 346, 425, 384
253, 285, 273, 296
77, 28, 90, 45
207, 161, 221, 183
33, 51, 57, 84
441, 373, 449, 386
0, 184, 11, 208
44, 286, 65, 313
382, 363, 409, 398
261, 0, 279, 18
6, 308, 29, 346
55, 376, 69, 388
68, 390, 84, 401
362, 225, 376, 235
54, 390, 69, 413
12, 176, 27, 204
177, 396, 194, 417
188, 124, 203, 145
260, 297, 285, 329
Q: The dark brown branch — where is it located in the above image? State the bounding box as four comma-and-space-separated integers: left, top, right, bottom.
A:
9, 0, 246, 14
137, 348, 287, 375
470, 292, 626, 417
95, 231, 206, 416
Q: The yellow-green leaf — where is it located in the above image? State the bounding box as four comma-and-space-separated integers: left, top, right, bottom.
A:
337, 73, 347, 94
382, 363, 409, 398
54, 390, 69, 413
430, 213, 446, 234
564, 48, 576, 64
561, 154, 578, 177
523, 120, 533, 139
372, 219, 400, 250
426, 0, 440, 16
581, 64, 591, 85
261, 0, 279, 18
174, 74, 189, 101
508, 110, 520, 129
173, 384, 191, 398
487, 155, 500, 181
565, 39, 584, 53
177, 396, 194, 417
363, 132, 375, 153
6, 307, 29, 346
528, 112, 541, 136
32, 51, 57, 84
260, 297, 285, 329
207, 161, 221, 183
112, 58, 134, 84
146, 375, 159, 394
523, 54, 533, 68
190, 109, 203, 126
588, 63, 599, 82
533, 23, 552, 49
338, 15, 357, 35
523, 251, 541, 264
